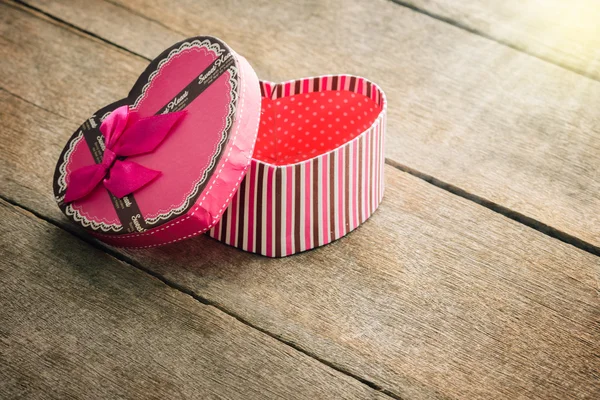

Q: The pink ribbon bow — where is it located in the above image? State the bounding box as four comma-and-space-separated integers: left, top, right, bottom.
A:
64, 105, 186, 203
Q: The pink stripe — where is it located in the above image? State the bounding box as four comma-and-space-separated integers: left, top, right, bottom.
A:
340, 75, 347, 91
322, 76, 328, 93
338, 149, 344, 236
266, 166, 274, 257
304, 161, 311, 250
357, 78, 364, 95
374, 126, 379, 210
375, 125, 381, 204
372, 124, 378, 213
303, 79, 310, 95
375, 126, 379, 209
321, 155, 328, 245
286, 166, 293, 255
352, 139, 358, 229
376, 124, 380, 200
364, 131, 370, 221
381, 121, 385, 198
229, 189, 238, 245
381, 120, 385, 198
380, 122, 384, 199
247, 161, 256, 252
368, 129, 373, 214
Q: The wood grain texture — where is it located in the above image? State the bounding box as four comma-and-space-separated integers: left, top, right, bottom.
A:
397, 0, 600, 81
18, 0, 600, 250
1, 13, 599, 399
2, 2, 600, 399
0, 199, 386, 400
4, 84, 600, 399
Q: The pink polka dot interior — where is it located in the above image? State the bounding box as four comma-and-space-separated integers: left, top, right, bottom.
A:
255, 89, 382, 165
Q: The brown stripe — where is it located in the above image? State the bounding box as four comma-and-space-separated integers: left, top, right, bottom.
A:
312, 158, 319, 247
260, 83, 265, 97
276, 84, 283, 99
219, 207, 229, 243
366, 81, 372, 98
275, 168, 282, 257
295, 80, 301, 95
236, 177, 246, 248
349, 76, 357, 92
358, 136, 364, 223
366, 130, 371, 215
332, 76, 339, 91
294, 165, 302, 253
344, 144, 350, 233
255, 163, 265, 253
313, 77, 319, 92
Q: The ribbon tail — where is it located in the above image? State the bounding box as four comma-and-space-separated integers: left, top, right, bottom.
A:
64, 164, 107, 203
103, 160, 161, 199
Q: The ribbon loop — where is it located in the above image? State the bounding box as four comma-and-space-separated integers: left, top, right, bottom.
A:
64, 105, 186, 203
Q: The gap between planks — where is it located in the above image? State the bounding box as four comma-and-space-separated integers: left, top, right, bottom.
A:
0, 194, 401, 400
387, 0, 600, 83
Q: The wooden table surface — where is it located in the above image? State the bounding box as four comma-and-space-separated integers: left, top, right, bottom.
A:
1, 0, 599, 398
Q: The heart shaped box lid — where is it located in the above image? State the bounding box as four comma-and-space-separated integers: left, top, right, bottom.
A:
53, 36, 261, 248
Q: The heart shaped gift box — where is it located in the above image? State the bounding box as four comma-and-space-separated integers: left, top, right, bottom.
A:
53, 37, 386, 256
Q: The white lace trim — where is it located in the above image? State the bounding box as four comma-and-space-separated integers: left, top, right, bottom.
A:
65, 204, 123, 232
133, 39, 224, 109
57, 130, 83, 192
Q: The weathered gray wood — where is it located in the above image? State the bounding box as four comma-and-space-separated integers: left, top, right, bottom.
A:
398, 0, 600, 81
2, 53, 600, 400
17, 0, 600, 249
0, 0, 147, 122
0, 199, 386, 400
2, 2, 600, 399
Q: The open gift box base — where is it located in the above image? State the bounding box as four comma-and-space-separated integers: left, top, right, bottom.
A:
208, 76, 386, 257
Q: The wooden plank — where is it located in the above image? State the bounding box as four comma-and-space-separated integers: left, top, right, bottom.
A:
0, 1, 147, 122
4, 88, 600, 400
0, 199, 386, 399
397, 0, 600, 81
1, 20, 599, 400
15, 0, 600, 250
